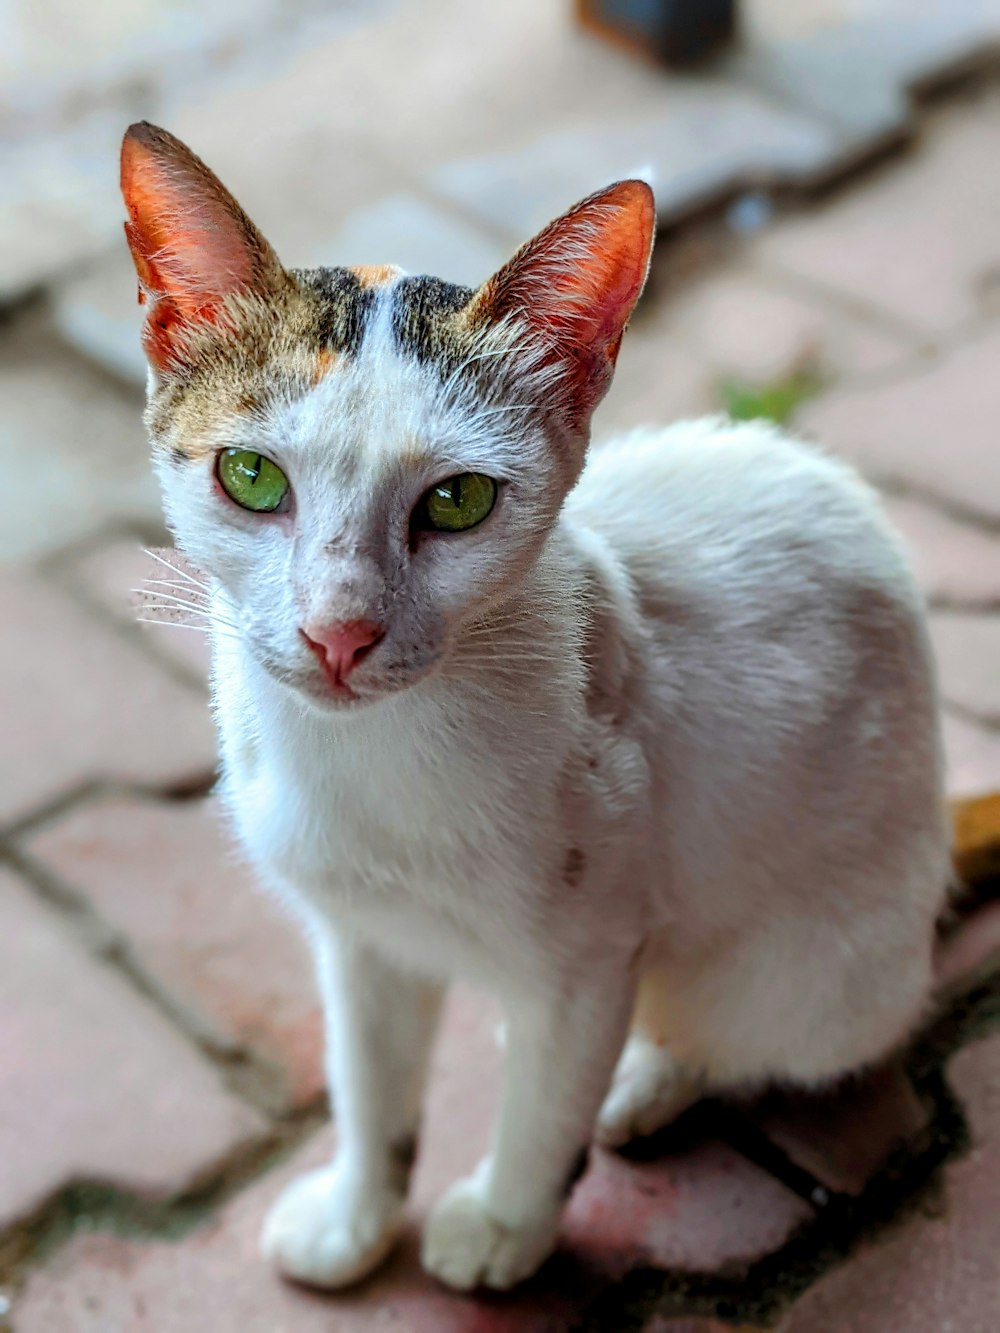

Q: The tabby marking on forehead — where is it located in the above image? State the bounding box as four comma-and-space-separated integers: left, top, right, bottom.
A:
390, 276, 475, 369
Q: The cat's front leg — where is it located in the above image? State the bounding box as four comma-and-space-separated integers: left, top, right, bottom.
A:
262, 925, 443, 1288
422, 969, 634, 1291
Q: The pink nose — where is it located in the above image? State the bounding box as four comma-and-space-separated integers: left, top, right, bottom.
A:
301, 619, 384, 682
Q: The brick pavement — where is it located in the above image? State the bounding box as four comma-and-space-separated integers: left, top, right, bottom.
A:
2, 31, 1000, 1333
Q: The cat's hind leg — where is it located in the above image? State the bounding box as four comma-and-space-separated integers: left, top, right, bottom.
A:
595, 966, 705, 1148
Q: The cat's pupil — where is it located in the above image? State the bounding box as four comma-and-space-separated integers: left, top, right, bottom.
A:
248, 454, 263, 485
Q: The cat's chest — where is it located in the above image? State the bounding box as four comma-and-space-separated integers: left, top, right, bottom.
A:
222, 689, 561, 914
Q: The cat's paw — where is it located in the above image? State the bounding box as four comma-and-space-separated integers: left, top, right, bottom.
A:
596, 1033, 704, 1148
421, 1174, 560, 1291
261, 1165, 403, 1289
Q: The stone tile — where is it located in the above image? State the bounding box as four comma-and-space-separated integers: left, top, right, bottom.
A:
941, 713, 1000, 801
0, 2, 385, 299
0, 567, 215, 828
935, 901, 1000, 1002
24, 795, 322, 1110
735, 1, 1000, 185
0, 310, 160, 561
667, 264, 912, 386
57, 539, 212, 686
0, 866, 265, 1232
753, 86, 1000, 338
881, 495, 1000, 608
14, 988, 809, 1331
777, 1031, 1000, 1333
746, 1062, 928, 1198
929, 612, 1000, 724
799, 330, 1000, 523
430, 86, 831, 244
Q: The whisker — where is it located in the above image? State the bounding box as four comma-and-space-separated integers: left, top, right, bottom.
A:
142, 547, 210, 592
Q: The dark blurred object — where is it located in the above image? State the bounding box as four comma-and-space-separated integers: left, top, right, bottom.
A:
576, 0, 736, 66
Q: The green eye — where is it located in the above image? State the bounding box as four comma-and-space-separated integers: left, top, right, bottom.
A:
216, 449, 290, 513
419, 473, 497, 533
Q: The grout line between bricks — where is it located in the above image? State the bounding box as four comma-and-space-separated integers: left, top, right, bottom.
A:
941, 699, 1000, 735
874, 475, 1000, 538
0, 770, 217, 844
0, 1101, 328, 1293
0, 840, 287, 1118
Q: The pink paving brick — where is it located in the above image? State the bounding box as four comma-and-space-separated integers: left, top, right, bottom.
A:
22, 794, 323, 1110
745, 1062, 929, 1198
0, 567, 215, 828
57, 539, 213, 685
935, 901, 1000, 1002
941, 713, 1000, 800
880, 494, 1000, 608
798, 330, 1000, 523
13, 986, 809, 1331
929, 611, 1000, 724
777, 1032, 1000, 1333
0, 867, 265, 1233
751, 89, 1000, 338
665, 264, 911, 387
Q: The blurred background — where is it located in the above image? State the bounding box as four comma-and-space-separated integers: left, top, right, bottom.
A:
3, 2, 1000, 1330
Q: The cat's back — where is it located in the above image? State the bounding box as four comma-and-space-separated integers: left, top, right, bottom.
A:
568, 415, 923, 636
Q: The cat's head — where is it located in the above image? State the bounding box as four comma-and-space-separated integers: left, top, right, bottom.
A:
121, 121, 654, 711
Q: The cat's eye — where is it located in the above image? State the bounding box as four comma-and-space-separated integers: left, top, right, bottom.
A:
416, 473, 497, 533
216, 449, 289, 513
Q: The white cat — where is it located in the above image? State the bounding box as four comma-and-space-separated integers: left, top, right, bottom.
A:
121, 121, 950, 1293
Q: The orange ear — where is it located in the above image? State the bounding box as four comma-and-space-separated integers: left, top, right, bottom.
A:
120, 122, 284, 372
470, 180, 655, 420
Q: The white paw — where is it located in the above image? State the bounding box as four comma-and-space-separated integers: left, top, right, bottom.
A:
261, 1165, 403, 1289
421, 1173, 560, 1292
596, 1033, 704, 1148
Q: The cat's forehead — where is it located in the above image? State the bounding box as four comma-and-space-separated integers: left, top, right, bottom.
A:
150, 266, 487, 460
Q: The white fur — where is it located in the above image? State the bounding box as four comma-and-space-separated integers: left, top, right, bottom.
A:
155, 279, 949, 1291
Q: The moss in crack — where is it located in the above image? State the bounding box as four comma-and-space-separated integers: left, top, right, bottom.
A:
717, 356, 826, 429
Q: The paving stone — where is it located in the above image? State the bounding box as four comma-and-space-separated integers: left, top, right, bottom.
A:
753, 85, 1000, 338
745, 1061, 929, 1199
929, 611, 1000, 724
0, 310, 160, 561
777, 1031, 1000, 1333
14, 987, 809, 1331
667, 263, 912, 385
881, 495, 1000, 608
430, 86, 832, 245
57, 539, 213, 686
935, 901, 1000, 1002
799, 330, 1000, 523
733, 1, 1000, 183
0, 866, 265, 1233
941, 713, 1000, 801
23, 795, 323, 1109
0, 1, 386, 299
0, 567, 215, 829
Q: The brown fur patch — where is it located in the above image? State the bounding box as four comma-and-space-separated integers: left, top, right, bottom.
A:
349, 263, 402, 290
146, 269, 376, 459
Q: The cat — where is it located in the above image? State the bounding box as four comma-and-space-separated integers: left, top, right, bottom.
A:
121, 121, 951, 1293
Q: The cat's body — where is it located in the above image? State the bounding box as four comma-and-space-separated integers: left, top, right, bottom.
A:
122, 123, 950, 1293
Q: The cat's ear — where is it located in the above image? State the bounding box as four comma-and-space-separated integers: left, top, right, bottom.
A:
120, 122, 285, 374
468, 180, 655, 423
